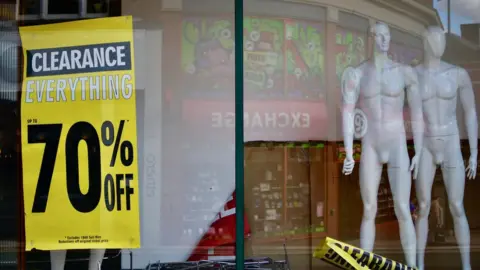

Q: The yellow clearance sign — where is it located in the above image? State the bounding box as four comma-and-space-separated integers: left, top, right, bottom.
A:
20, 16, 140, 251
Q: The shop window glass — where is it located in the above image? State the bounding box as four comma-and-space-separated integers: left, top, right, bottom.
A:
182, 16, 326, 101
14, 0, 480, 269
337, 141, 416, 240
48, 0, 79, 14
388, 42, 422, 66
335, 28, 366, 85
86, 0, 108, 14
285, 20, 325, 100
243, 17, 284, 99
337, 142, 362, 240
245, 145, 285, 239
140, 0, 237, 266
244, 142, 327, 269
181, 16, 234, 99
19, 0, 41, 15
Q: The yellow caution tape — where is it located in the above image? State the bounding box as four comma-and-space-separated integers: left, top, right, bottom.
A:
313, 237, 417, 270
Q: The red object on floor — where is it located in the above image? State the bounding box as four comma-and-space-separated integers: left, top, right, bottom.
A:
188, 191, 251, 261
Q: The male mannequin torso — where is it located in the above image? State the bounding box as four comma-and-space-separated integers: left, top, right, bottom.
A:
418, 62, 464, 136
414, 27, 477, 270
355, 59, 412, 152
341, 22, 423, 267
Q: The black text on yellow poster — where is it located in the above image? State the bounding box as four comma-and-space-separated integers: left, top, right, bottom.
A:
20, 16, 140, 251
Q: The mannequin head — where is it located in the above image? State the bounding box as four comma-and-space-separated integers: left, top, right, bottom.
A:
423, 26, 446, 59
370, 22, 391, 53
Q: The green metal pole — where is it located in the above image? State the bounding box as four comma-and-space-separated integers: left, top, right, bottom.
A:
234, 0, 244, 269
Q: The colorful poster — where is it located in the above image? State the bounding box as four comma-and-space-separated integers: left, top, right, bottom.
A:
285, 20, 325, 99
244, 17, 284, 98
19, 16, 140, 250
182, 17, 235, 97
389, 43, 422, 66
335, 29, 366, 83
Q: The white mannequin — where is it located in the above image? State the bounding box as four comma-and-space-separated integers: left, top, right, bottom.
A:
415, 26, 477, 270
341, 22, 424, 267
50, 249, 106, 270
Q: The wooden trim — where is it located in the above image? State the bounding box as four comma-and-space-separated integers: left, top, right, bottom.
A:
401, 0, 442, 27
368, 0, 432, 29
326, 142, 339, 238
16, 0, 119, 20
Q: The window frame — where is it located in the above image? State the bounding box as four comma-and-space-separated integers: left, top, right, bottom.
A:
16, 0, 109, 21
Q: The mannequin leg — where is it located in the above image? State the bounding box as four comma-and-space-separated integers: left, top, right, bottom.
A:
50, 250, 67, 270
387, 146, 416, 267
415, 149, 436, 270
358, 146, 382, 252
88, 249, 106, 270
442, 146, 471, 270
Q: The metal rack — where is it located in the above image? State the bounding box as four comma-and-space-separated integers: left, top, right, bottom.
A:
145, 242, 291, 270
145, 257, 289, 270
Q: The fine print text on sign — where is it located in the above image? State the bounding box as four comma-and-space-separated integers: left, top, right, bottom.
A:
20, 16, 140, 251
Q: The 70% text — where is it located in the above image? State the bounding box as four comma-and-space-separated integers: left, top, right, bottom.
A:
28, 119, 136, 214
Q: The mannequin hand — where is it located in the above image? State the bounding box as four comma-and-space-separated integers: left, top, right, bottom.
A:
342, 156, 355, 175
409, 155, 420, 180
466, 155, 477, 180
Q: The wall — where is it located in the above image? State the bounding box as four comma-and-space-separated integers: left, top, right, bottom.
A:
415, 0, 433, 7
460, 23, 480, 45
305, 0, 428, 36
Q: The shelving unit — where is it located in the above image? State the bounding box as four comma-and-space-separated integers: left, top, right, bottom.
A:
245, 143, 327, 243
247, 147, 285, 239
174, 141, 328, 244
285, 147, 317, 236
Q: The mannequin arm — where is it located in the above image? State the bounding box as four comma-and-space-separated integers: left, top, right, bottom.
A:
405, 66, 424, 155
341, 67, 360, 158
459, 67, 478, 156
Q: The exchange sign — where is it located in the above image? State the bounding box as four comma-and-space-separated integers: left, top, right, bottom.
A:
20, 16, 140, 251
